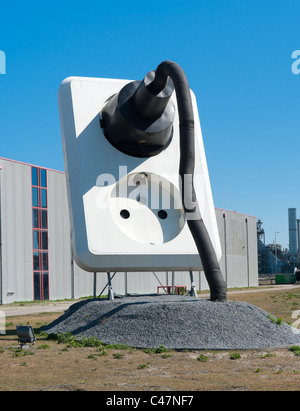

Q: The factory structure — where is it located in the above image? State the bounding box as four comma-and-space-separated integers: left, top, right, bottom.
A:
0, 157, 258, 305
257, 208, 300, 279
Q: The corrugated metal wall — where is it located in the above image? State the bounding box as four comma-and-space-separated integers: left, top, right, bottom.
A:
0, 159, 258, 304
47, 169, 73, 300
215, 209, 258, 289
0, 159, 33, 303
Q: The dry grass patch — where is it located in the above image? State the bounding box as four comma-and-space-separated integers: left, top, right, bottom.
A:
0, 287, 300, 391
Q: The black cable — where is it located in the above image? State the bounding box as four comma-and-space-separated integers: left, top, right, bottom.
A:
150, 61, 227, 302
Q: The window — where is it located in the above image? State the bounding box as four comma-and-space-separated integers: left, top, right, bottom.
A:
32, 187, 38, 207
31, 167, 49, 301
32, 167, 38, 186
33, 209, 47, 230
41, 189, 47, 208
42, 252, 48, 270
41, 210, 47, 229
32, 209, 39, 228
33, 251, 39, 270
40, 169, 47, 188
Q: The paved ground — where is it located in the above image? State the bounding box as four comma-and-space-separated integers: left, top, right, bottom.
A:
1, 300, 76, 317
1, 284, 300, 317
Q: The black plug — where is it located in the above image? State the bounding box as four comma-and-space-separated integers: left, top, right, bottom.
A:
100, 71, 175, 158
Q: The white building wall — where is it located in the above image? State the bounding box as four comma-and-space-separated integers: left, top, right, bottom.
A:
47, 169, 73, 300
215, 208, 258, 289
0, 158, 258, 303
0, 159, 33, 304
125, 271, 167, 295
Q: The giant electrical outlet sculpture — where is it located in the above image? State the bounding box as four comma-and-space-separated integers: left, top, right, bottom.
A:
58, 61, 227, 301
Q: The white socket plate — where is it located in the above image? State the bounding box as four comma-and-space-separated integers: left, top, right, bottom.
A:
58, 76, 221, 272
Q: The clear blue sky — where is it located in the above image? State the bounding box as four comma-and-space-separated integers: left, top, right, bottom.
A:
0, 0, 299, 249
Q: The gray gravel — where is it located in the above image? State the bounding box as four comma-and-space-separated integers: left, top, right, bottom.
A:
42, 294, 300, 350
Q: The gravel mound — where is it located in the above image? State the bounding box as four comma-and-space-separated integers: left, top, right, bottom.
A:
42, 295, 300, 350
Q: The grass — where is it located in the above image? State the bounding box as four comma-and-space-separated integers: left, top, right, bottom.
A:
143, 345, 168, 354
259, 353, 276, 358
229, 353, 241, 360
47, 333, 104, 348
37, 344, 50, 350
267, 314, 283, 325
1, 286, 300, 391
197, 354, 208, 362
228, 287, 300, 325
9, 348, 35, 358
288, 345, 300, 356
113, 353, 124, 359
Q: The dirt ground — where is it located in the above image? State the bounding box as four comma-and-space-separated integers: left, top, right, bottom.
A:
1, 286, 300, 392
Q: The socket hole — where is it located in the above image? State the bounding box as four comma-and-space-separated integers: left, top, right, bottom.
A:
120, 209, 130, 219
158, 210, 168, 220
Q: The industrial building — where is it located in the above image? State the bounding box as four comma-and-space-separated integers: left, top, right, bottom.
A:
0, 157, 258, 305
257, 208, 300, 278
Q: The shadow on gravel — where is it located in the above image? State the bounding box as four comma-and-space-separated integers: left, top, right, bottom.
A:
42, 297, 150, 336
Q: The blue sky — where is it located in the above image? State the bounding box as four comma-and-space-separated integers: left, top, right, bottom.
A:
0, 0, 299, 249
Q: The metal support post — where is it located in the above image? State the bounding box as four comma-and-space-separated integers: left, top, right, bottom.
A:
188, 271, 197, 297
107, 272, 114, 300
93, 272, 97, 299
171, 271, 175, 294
153, 272, 169, 293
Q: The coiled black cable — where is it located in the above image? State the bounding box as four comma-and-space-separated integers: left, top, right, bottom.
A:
150, 61, 227, 301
